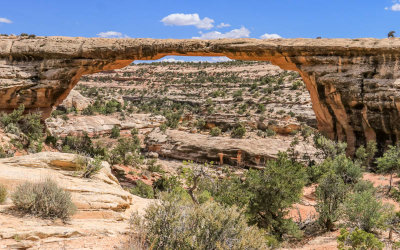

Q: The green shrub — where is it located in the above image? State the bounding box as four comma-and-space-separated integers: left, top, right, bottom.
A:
231, 124, 246, 138
210, 127, 221, 136
376, 145, 400, 193
153, 175, 182, 193
319, 154, 362, 185
316, 172, 348, 230
45, 135, 58, 147
266, 128, 276, 136
198, 174, 250, 208
196, 118, 206, 129
130, 128, 138, 136
159, 123, 167, 132
110, 125, 120, 138
337, 228, 383, 250
128, 193, 269, 249
343, 190, 394, 232
313, 133, 347, 159
147, 160, 163, 173
0, 105, 44, 147
355, 141, 377, 170
164, 111, 182, 128
11, 179, 76, 220
76, 155, 103, 178
109, 137, 141, 165
130, 180, 154, 199
0, 184, 7, 204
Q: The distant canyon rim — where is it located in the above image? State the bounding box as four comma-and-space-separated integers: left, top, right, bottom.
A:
1, 36, 400, 153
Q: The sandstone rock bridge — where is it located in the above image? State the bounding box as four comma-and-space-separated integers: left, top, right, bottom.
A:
1, 36, 400, 153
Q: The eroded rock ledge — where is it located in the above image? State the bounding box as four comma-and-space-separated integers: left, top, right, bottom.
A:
2, 36, 400, 152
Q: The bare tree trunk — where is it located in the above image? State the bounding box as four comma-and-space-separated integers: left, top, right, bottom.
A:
188, 175, 200, 205
388, 173, 393, 195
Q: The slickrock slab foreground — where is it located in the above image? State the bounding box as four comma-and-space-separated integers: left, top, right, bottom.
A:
0, 152, 151, 248
2, 36, 400, 152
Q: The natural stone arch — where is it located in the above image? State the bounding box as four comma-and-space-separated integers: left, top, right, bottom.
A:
2, 36, 400, 154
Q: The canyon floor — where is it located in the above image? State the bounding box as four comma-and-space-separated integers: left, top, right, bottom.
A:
1, 60, 399, 249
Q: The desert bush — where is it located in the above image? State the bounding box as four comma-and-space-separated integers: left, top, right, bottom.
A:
342, 190, 394, 233
337, 228, 383, 250
0, 105, 44, 147
164, 110, 182, 128
159, 123, 167, 132
153, 175, 183, 194
355, 141, 377, 170
376, 145, 400, 193
109, 137, 141, 165
130, 180, 154, 199
231, 124, 246, 138
76, 155, 103, 178
313, 133, 347, 160
210, 126, 221, 136
198, 174, 250, 208
127, 193, 270, 249
147, 160, 163, 173
110, 125, 120, 138
0, 184, 7, 204
196, 118, 206, 129
130, 128, 138, 136
316, 171, 348, 230
45, 135, 58, 147
320, 154, 362, 185
0, 145, 9, 158
62, 132, 93, 155
11, 179, 76, 220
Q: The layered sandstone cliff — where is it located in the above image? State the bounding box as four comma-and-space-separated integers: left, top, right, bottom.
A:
1, 36, 400, 152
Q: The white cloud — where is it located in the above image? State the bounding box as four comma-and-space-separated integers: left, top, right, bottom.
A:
392, 3, 400, 11
0, 18, 12, 24
97, 31, 129, 38
217, 22, 230, 28
211, 57, 232, 62
386, 1, 400, 11
260, 33, 282, 39
193, 27, 250, 39
161, 13, 214, 29
161, 57, 184, 63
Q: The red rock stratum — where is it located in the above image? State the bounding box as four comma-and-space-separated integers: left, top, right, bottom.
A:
1, 36, 400, 152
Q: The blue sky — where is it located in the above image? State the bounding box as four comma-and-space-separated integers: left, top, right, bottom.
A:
1, 0, 400, 62
1, 0, 400, 39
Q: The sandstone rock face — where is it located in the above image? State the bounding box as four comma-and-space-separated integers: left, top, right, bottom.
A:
0, 152, 152, 248
46, 113, 165, 136
146, 129, 316, 166
0, 152, 151, 219
2, 36, 400, 152
59, 89, 91, 111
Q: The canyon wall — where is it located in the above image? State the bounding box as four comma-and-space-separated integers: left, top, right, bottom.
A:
1, 36, 400, 152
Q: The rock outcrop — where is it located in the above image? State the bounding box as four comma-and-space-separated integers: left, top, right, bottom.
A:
0, 152, 152, 248
2, 36, 400, 152
46, 113, 165, 136
146, 129, 316, 166
0, 152, 151, 219
59, 89, 91, 111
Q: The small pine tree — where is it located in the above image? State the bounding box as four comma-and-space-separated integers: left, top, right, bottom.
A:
376, 145, 400, 194
316, 172, 348, 230
244, 152, 306, 238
